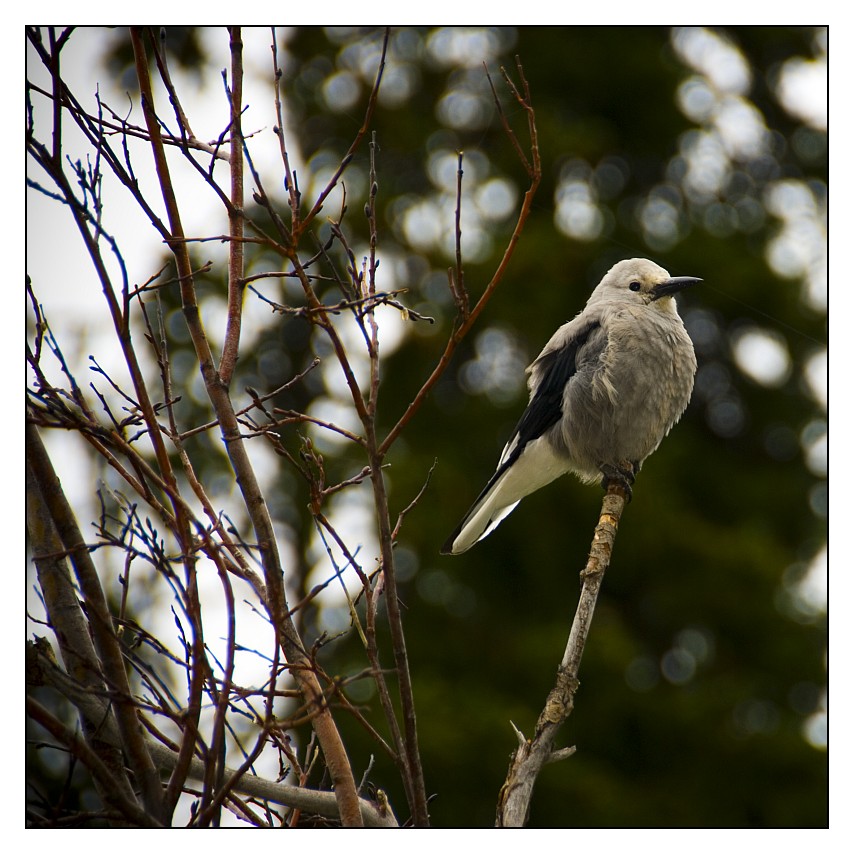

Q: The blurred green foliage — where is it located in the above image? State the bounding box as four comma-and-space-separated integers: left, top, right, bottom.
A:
269, 26, 826, 828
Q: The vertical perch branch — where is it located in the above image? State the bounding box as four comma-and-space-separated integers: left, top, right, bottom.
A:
496, 485, 628, 827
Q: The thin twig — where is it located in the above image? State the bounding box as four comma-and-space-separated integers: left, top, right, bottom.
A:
270, 27, 301, 229
392, 459, 438, 541
219, 25, 245, 386
379, 60, 540, 456
297, 29, 389, 237
449, 151, 469, 319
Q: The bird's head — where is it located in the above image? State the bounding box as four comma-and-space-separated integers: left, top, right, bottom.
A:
589, 258, 702, 313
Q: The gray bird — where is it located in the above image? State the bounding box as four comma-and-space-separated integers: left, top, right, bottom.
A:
441, 258, 700, 555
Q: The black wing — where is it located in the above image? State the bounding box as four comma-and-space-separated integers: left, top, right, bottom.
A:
440, 321, 598, 554
500, 320, 599, 472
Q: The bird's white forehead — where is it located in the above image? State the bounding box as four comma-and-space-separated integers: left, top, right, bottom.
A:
606, 258, 670, 281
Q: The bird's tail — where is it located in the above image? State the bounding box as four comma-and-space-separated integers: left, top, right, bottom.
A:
441, 436, 569, 555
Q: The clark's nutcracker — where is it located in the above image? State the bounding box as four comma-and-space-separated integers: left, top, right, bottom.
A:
441, 258, 700, 555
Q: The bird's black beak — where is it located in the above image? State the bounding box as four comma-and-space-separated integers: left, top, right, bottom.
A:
651, 276, 703, 301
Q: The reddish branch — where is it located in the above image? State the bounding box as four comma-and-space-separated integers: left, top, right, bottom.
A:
129, 26, 364, 828
27, 28, 543, 830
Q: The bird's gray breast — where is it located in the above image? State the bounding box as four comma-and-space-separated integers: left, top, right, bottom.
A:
559, 308, 696, 471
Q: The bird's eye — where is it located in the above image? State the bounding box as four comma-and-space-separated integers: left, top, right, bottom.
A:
629, 281, 641, 292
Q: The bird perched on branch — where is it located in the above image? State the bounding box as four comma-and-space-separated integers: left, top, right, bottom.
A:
441, 258, 700, 556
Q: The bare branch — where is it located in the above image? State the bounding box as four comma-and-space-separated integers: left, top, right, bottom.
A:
130, 26, 365, 827
28, 641, 398, 826
379, 60, 541, 455
496, 486, 628, 827
26, 420, 165, 820
297, 29, 389, 236
219, 26, 246, 386
448, 151, 469, 319
27, 28, 548, 830
392, 459, 438, 541
27, 696, 162, 828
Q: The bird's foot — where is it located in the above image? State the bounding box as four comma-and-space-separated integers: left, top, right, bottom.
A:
599, 461, 638, 501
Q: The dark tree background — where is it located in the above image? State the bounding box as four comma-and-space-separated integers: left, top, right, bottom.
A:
28, 25, 826, 828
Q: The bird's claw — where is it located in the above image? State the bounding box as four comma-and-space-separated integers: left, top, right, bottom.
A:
599, 462, 637, 501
